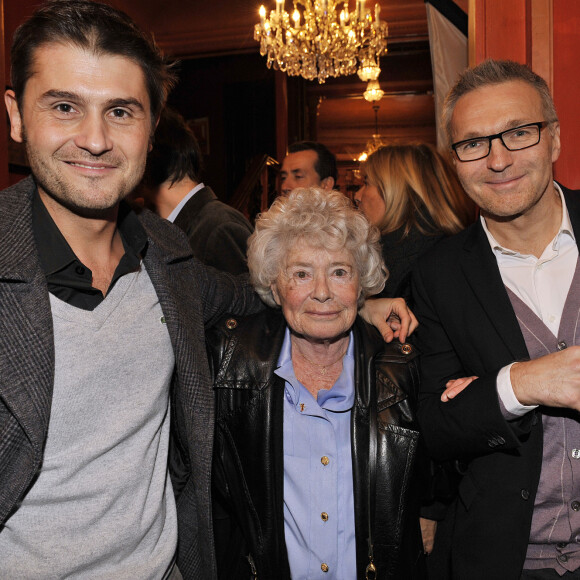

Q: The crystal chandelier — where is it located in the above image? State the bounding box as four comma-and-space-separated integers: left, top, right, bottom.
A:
255, 0, 388, 84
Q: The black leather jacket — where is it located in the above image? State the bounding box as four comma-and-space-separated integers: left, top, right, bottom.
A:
208, 309, 425, 579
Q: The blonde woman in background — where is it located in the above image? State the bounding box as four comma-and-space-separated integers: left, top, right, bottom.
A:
355, 143, 476, 299
356, 143, 476, 576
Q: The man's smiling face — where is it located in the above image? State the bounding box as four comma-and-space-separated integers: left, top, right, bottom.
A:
5, 42, 153, 218
450, 80, 560, 221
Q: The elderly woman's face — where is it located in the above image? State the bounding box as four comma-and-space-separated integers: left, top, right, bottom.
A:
271, 241, 360, 342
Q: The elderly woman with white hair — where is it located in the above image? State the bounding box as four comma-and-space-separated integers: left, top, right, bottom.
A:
209, 188, 425, 580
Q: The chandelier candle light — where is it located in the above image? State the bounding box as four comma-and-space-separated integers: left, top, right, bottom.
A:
255, 0, 389, 84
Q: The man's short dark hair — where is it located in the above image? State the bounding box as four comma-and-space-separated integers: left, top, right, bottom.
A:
443, 59, 559, 145
288, 141, 338, 183
144, 107, 202, 187
10, 0, 177, 123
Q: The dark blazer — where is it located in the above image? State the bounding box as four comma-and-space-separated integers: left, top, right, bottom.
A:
209, 309, 425, 580
173, 186, 253, 275
0, 177, 263, 580
411, 185, 580, 579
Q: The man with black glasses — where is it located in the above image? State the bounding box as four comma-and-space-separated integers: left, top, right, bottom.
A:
412, 59, 580, 579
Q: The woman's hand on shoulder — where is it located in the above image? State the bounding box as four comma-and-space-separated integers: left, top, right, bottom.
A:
359, 297, 418, 343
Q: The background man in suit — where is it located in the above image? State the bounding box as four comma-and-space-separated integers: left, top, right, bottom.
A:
279, 140, 338, 195
412, 59, 580, 579
0, 1, 265, 578
141, 107, 253, 274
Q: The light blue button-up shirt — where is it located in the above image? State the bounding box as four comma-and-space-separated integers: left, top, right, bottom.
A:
274, 328, 356, 579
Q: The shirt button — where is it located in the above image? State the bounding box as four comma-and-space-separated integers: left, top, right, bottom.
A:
75, 265, 86, 275
557, 542, 567, 549
573, 449, 580, 459
321, 563, 329, 573
321, 456, 329, 466
558, 554, 568, 563
321, 512, 329, 522
572, 501, 580, 511
558, 341, 568, 351
521, 489, 530, 500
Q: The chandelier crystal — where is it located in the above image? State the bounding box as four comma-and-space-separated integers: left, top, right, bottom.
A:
255, 0, 388, 84
363, 79, 384, 102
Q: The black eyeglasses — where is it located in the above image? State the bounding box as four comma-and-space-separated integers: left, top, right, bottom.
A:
451, 121, 550, 162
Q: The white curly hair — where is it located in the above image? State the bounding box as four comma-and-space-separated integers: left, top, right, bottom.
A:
247, 187, 387, 307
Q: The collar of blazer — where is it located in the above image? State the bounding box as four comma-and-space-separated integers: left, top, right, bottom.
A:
0, 177, 40, 283
0, 177, 54, 453
459, 220, 529, 363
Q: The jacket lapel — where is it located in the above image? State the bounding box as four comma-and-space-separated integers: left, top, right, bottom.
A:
0, 177, 54, 453
460, 221, 529, 361
137, 209, 217, 500
562, 185, 580, 245
137, 210, 202, 426
138, 211, 190, 352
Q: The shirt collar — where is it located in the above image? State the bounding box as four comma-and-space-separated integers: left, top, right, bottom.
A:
32, 190, 77, 276
32, 188, 148, 277
481, 181, 575, 257
274, 327, 355, 412
166, 182, 205, 223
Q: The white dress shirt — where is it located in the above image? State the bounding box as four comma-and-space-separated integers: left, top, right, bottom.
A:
166, 182, 205, 223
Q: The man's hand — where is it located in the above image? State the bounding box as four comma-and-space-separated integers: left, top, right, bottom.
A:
359, 297, 418, 343
420, 517, 437, 554
511, 346, 580, 410
441, 376, 478, 402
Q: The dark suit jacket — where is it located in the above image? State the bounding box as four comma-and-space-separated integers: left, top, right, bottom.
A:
0, 177, 263, 580
411, 185, 580, 579
173, 186, 253, 275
